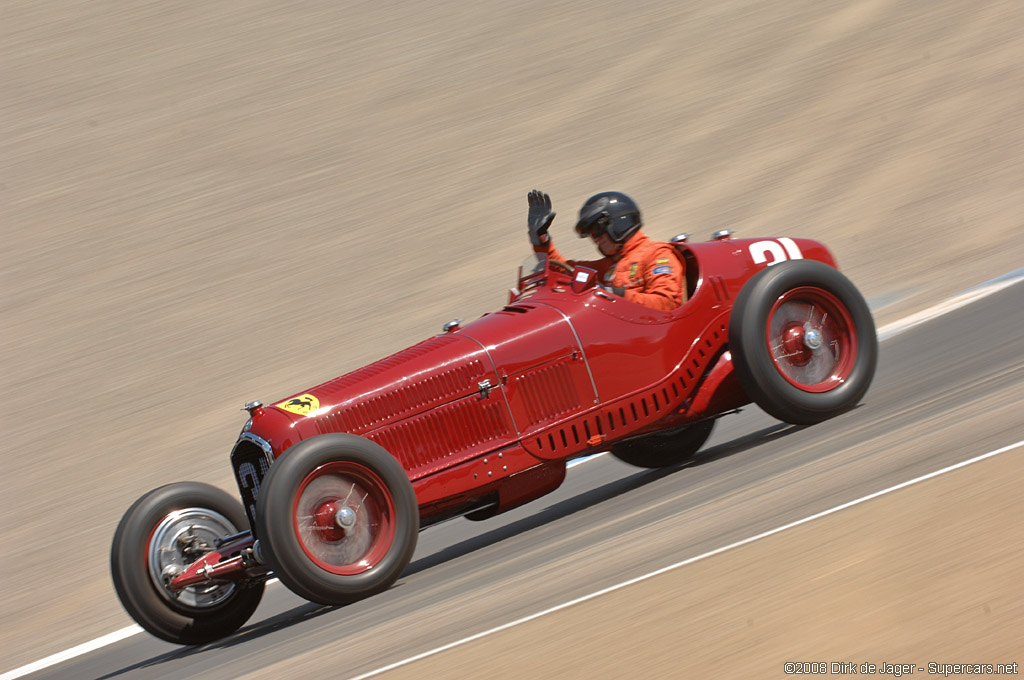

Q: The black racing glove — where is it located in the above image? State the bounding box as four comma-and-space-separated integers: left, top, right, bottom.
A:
527, 190, 556, 247
599, 284, 626, 297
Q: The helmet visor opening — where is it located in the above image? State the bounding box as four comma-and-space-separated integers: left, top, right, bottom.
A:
575, 213, 609, 239
605, 213, 639, 242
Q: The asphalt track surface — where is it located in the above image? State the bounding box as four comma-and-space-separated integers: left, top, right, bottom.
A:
18, 279, 1024, 680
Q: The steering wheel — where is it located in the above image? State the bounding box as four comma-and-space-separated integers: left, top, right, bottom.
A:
548, 259, 574, 275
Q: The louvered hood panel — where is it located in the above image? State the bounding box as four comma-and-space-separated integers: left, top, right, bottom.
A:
459, 304, 598, 435
288, 334, 498, 438
275, 308, 597, 478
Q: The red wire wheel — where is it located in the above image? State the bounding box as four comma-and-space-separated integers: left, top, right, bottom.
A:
766, 286, 857, 393
255, 434, 419, 606
729, 260, 877, 425
293, 462, 397, 575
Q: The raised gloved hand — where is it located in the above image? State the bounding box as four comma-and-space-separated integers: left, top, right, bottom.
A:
527, 190, 556, 247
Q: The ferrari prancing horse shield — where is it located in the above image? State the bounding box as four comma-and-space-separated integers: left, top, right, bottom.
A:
274, 394, 320, 416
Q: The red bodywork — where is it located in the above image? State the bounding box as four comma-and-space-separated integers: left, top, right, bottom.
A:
228, 237, 837, 532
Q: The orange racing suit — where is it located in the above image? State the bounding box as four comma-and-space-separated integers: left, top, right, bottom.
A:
535, 230, 686, 310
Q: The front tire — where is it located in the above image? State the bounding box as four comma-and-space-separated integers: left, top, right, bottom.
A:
110, 482, 264, 645
610, 419, 715, 468
254, 434, 419, 606
729, 260, 877, 425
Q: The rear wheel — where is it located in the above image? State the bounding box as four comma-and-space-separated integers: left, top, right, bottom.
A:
611, 419, 715, 468
729, 260, 877, 425
254, 434, 419, 606
110, 482, 264, 645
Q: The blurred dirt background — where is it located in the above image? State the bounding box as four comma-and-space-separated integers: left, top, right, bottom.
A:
3, 0, 1022, 670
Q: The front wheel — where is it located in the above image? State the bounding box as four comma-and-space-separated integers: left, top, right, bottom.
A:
729, 260, 878, 425
110, 482, 264, 645
254, 434, 419, 606
610, 419, 715, 468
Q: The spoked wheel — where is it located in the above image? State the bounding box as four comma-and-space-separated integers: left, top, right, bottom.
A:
611, 419, 715, 468
110, 482, 264, 645
729, 260, 877, 425
767, 286, 858, 391
254, 434, 418, 606
294, 461, 397, 575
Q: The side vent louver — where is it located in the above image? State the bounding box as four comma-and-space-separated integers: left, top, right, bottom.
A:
368, 398, 512, 475
514, 361, 582, 426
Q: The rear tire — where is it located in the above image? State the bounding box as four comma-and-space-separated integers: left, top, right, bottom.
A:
610, 420, 715, 468
110, 482, 264, 645
729, 260, 877, 425
254, 434, 419, 606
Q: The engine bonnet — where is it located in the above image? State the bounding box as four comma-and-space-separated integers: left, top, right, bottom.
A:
278, 333, 500, 438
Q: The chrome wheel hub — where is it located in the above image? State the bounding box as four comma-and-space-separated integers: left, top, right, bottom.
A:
335, 506, 357, 531
803, 325, 824, 350
148, 508, 238, 608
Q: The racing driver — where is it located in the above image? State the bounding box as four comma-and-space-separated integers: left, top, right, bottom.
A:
527, 190, 686, 310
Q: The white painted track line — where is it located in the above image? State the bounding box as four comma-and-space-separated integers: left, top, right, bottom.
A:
876, 267, 1024, 341
0, 627, 143, 680
3, 270, 1021, 680
348, 438, 1024, 680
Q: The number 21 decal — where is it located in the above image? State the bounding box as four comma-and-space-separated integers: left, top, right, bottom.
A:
749, 238, 803, 266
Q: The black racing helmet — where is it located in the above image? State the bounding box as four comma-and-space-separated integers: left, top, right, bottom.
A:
574, 191, 643, 243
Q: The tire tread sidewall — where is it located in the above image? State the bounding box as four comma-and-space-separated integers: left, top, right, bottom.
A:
610, 419, 715, 468
110, 481, 264, 645
729, 260, 878, 425
254, 434, 419, 606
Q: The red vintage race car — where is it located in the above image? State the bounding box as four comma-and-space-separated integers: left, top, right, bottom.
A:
111, 232, 877, 644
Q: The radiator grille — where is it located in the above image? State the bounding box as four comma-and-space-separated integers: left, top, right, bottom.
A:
231, 437, 274, 530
